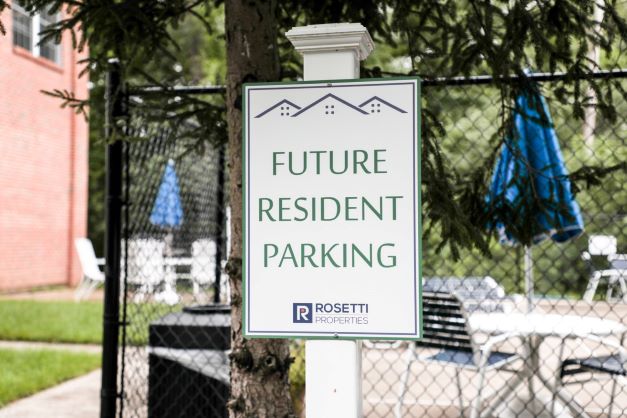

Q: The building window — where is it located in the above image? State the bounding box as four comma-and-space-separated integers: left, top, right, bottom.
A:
38, 9, 59, 62
12, 1, 61, 65
12, 2, 32, 51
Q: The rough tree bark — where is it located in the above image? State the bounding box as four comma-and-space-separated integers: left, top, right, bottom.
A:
224, 1, 295, 417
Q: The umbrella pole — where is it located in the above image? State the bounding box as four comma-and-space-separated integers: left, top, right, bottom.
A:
524, 246, 534, 312
157, 229, 179, 305
164, 229, 174, 258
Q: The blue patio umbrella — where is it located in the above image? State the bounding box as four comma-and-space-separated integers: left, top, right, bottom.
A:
149, 159, 183, 305
486, 86, 584, 310
150, 159, 183, 228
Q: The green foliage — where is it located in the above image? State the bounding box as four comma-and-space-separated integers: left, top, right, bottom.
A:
88, 82, 107, 255
385, 0, 627, 252
5, 0, 627, 256
83, 4, 227, 253
0, 348, 101, 407
289, 341, 306, 416
422, 81, 626, 296
41, 88, 89, 118
0, 300, 103, 344
142, 4, 226, 86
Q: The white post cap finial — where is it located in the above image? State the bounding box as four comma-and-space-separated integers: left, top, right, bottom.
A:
286, 23, 374, 80
286, 23, 374, 60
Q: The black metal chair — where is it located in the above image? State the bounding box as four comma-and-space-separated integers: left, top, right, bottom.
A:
395, 277, 524, 418
562, 354, 626, 377
557, 336, 627, 417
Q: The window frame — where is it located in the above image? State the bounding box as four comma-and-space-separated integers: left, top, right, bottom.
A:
11, 1, 62, 66
38, 8, 61, 63
11, 1, 33, 51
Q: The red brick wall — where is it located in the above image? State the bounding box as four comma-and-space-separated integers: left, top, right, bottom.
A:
0, 3, 89, 291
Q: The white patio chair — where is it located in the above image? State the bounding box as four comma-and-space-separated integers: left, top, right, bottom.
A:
74, 238, 105, 301
191, 239, 217, 297
191, 239, 230, 303
587, 234, 617, 256
395, 277, 524, 418
582, 235, 626, 302
219, 262, 230, 304
124, 238, 166, 302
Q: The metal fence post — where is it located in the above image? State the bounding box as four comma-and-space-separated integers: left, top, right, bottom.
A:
213, 143, 226, 304
101, 59, 125, 418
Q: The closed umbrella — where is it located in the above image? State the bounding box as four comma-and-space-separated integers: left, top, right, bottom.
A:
150, 159, 183, 229
150, 159, 184, 305
486, 86, 584, 311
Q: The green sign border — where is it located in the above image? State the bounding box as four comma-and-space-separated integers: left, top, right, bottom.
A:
242, 76, 422, 341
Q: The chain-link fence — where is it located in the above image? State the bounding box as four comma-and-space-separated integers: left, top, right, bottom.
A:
363, 73, 627, 418
106, 82, 231, 418
105, 70, 626, 418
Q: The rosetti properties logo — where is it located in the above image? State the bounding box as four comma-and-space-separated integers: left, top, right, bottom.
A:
292, 303, 369, 325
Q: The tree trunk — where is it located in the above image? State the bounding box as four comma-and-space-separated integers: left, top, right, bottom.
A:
224, 1, 294, 417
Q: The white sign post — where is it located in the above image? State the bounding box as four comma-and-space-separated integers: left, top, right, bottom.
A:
243, 23, 421, 417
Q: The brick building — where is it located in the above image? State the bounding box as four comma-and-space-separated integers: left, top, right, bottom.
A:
0, 2, 89, 291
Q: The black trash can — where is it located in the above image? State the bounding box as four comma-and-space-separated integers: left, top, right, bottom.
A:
148, 305, 231, 418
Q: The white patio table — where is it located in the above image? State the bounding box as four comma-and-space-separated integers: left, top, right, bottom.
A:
164, 256, 193, 267
468, 312, 626, 418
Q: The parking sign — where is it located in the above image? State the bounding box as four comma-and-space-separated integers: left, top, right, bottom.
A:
243, 78, 421, 339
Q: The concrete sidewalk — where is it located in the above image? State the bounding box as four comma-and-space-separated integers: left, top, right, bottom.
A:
0, 340, 101, 354
0, 287, 103, 302
0, 369, 101, 418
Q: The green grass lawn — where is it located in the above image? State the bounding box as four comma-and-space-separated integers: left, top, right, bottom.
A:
0, 299, 178, 346
123, 303, 180, 346
0, 300, 103, 344
0, 348, 101, 407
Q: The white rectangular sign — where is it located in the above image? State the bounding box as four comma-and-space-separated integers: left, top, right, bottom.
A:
243, 78, 421, 339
